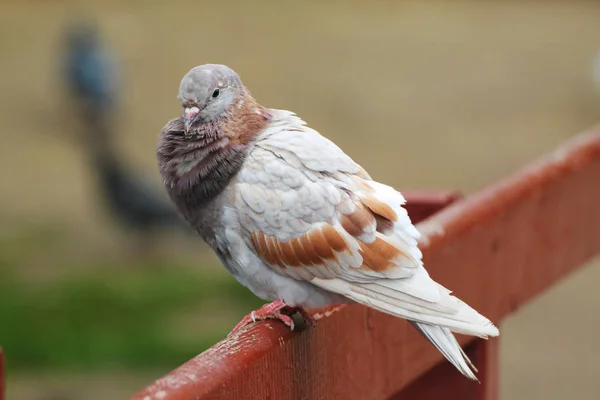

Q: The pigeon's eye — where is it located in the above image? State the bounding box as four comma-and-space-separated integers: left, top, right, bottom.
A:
212, 88, 220, 99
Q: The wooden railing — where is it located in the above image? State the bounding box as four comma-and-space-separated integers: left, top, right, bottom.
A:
129, 127, 600, 400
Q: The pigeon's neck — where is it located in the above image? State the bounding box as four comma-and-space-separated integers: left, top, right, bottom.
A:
158, 99, 269, 218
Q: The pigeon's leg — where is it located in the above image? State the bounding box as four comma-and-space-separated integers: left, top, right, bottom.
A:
229, 300, 313, 334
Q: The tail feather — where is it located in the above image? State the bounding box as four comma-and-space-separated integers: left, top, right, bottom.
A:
311, 276, 499, 379
313, 277, 499, 338
411, 322, 478, 380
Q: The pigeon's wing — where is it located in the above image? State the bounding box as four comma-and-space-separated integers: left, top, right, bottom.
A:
236, 110, 423, 283
234, 110, 498, 380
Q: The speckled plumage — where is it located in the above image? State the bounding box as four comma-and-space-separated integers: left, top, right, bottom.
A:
157, 64, 499, 380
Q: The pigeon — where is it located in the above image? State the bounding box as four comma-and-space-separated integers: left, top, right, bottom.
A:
157, 64, 499, 380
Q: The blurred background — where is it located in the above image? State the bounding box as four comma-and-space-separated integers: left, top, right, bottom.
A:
1, 1, 600, 399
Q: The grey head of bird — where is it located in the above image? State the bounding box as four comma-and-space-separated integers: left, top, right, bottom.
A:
177, 64, 246, 134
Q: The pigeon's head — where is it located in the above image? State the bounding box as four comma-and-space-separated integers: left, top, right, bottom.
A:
177, 64, 244, 134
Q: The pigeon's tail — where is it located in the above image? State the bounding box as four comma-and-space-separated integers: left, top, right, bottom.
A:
410, 322, 477, 380
311, 274, 498, 380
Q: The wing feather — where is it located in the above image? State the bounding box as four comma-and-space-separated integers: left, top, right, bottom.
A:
238, 111, 420, 283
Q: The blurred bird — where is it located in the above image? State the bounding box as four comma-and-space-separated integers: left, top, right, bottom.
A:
61, 20, 190, 250
157, 64, 499, 380
63, 20, 118, 122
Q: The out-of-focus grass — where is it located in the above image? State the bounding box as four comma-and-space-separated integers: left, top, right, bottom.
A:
0, 228, 263, 371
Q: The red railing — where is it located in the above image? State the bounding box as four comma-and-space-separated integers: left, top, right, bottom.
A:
130, 127, 600, 400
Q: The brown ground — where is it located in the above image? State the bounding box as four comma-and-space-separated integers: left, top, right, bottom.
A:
2, 1, 600, 399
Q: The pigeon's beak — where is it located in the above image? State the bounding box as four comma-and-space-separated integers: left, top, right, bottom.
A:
183, 106, 200, 135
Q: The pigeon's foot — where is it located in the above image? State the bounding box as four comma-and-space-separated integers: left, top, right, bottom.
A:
229, 300, 314, 334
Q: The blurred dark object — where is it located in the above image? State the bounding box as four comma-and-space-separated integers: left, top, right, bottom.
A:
61, 19, 193, 248
86, 122, 190, 236
63, 20, 118, 122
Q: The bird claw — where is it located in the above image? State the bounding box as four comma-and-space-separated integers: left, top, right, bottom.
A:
272, 311, 295, 331
229, 300, 313, 335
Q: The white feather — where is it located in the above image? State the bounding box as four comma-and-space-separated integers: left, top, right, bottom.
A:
364, 267, 442, 303
312, 275, 498, 338
411, 322, 478, 380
